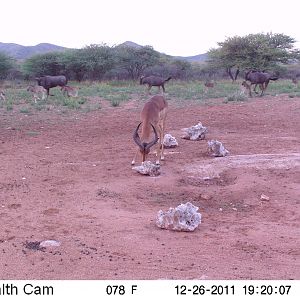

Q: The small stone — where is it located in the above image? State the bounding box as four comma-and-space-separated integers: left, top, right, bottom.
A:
260, 194, 270, 201
200, 193, 212, 200
39, 240, 61, 247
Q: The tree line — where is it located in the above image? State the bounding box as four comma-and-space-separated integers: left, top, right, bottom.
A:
0, 33, 299, 82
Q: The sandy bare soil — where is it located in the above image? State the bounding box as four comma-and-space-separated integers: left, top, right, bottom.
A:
0, 95, 299, 279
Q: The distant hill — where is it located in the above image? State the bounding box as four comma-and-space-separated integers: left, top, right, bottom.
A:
0, 41, 207, 62
118, 41, 143, 49
175, 53, 208, 62
117, 41, 207, 62
0, 42, 68, 60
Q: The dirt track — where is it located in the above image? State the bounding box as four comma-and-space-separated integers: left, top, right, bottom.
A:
0, 95, 299, 279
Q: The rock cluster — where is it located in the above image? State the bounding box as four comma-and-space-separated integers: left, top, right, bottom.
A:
132, 161, 161, 176
182, 122, 208, 140
207, 140, 229, 157
163, 133, 178, 148
156, 202, 202, 231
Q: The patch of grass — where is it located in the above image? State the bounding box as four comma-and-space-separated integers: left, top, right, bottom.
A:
1, 79, 300, 115
224, 91, 247, 102
108, 93, 130, 107
288, 92, 300, 98
20, 108, 31, 114
26, 131, 40, 136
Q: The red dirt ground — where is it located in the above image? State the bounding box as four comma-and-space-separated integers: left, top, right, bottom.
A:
0, 95, 299, 280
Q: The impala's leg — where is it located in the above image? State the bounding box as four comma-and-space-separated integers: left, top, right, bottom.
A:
131, 148, 140, 165
254, 84, 259, 94
261, 81, 269, 96
160, 119, 166, 161
155, 131, 162, 165
156, 114, 166, 165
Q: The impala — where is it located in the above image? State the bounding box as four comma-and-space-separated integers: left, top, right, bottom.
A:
27, 85, 47, 103
132, 95, 168, 165
0, 89, 5, 101
61, 85, 79, 97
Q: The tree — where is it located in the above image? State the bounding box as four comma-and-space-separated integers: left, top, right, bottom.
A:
208, 33, 300, 81
0, 52, 15, 80
79, 44, 115, 81
61, 49, 88, 81
23, 52, 66, 78
116, 45, 160, 79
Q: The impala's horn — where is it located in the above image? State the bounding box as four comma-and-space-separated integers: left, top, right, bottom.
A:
133, 123, 158, 152
133, 122, 144, 151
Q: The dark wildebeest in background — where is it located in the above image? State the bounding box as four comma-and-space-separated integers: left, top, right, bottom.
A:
245, 70, 278, 96
140, 75, 172, 94
204, 80, 215, 93
292, 78, 298, 86
36, 75, 67, 97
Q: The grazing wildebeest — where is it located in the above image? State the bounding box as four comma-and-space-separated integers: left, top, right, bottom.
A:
245, 70, 278, 96
204, 80, 215, 93
36, 75, 67, 96
292, 78, 298, 85
140, 75, 172, 94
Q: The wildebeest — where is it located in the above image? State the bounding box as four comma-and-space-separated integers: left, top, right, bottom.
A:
204, 80, 215, 93
245, 70, 278, 96
36, 75, 67, 96
140, 75, 172, 94
61, 85, 79, 98
292, 78, 298, 85
27, 85, 47, 103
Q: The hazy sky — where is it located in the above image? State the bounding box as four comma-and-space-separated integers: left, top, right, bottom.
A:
1, 0, 299, 56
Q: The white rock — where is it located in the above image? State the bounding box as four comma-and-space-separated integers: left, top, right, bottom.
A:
39, 240, 61, 247
163, 134, 178, 148
207, 140, 229, 157
156, 202, 202, 231
132, 161, 161, 176
260, 194, 270, 201
181, 122, 208, 140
